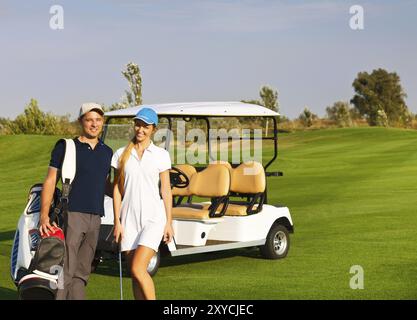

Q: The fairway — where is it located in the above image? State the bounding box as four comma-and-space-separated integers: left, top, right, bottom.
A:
1, 127, 417, 299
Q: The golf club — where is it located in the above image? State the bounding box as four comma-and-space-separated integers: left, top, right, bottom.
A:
118, 247, 123, 300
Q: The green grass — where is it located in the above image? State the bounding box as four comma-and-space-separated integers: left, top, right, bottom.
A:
1, 127, 417, 299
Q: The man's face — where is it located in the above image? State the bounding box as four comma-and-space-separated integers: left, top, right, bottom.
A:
80, 111, 104, 139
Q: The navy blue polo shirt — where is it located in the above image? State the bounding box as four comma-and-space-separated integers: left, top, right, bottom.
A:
49, 138, 113, 216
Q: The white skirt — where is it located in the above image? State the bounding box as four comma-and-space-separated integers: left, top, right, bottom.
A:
120, 200, 167, 253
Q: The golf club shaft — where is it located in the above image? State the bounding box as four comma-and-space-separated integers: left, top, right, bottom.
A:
119, 251, 123, 300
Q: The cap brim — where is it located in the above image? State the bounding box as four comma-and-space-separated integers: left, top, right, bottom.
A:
90, 108, 104, 115
133, 116, 156, 125
79, 108, 104, 119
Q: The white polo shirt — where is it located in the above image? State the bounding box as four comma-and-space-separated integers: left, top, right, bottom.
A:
111, 142, 171, 252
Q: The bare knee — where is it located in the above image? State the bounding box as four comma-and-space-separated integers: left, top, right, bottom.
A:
131, 267, 149, 283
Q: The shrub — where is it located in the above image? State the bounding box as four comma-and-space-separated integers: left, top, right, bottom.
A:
299, 107, 318, 127
3, 99, 78, 135
326, 101, 353, 127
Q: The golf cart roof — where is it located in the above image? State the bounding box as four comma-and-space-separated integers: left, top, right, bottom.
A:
104, 101, 279, 117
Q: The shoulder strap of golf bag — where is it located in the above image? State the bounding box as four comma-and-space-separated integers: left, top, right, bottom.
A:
49, 139, 76, 226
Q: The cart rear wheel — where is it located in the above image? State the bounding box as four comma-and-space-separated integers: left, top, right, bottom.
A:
260, 224, 290, 259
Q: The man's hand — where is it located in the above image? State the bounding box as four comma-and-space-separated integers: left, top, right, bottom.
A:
39, 215, 57, 237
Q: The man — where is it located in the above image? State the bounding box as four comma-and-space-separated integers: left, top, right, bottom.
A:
39, 103, 113, 300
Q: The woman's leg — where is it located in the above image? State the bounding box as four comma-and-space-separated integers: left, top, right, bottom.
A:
130, 245, 157, 300
125, 250, 144, 300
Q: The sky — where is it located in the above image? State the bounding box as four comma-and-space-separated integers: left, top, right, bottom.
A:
0, 0, 416, 120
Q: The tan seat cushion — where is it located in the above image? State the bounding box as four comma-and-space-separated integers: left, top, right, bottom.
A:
225, 204, 259, 216
225, 204, 248, 216
172, 206, 210, 220
201, 203, 259, 216
201, 203, 211, 210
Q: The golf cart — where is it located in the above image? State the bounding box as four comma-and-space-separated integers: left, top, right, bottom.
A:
95, 101, 294, 276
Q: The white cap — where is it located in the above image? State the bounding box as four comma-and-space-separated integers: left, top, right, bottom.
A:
78, 102, 104, 119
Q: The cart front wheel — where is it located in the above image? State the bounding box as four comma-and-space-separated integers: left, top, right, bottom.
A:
260, 224, 290, 259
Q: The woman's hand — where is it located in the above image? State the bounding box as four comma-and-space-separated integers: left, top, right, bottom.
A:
163, 223, 174, 244
113, 221, 124, 244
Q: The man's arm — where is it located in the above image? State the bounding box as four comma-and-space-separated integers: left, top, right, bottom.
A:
105, 170, 113, 198
39, 167, 59, 236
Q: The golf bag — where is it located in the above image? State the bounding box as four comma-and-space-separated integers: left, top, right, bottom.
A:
10, 139, 76, 300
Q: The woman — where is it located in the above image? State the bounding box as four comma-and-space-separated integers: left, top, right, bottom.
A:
112, 107, 173, 300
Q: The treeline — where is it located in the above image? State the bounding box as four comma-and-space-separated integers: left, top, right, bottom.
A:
0, 62, 140, 136
279, 68, 414, 130
0, 66, 414, 135
0, 99, 78, 135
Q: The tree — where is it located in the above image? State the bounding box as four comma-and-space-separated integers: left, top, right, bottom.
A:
259, 86, 279, 112
103, 101, 129, 112
278, 115, 290, 123
0, 117, 9, 134
351, 68, 408, 126
349, 107, 362, 121
299, 107, 317, 127
375, 109, 388, 127
241, 99, 262, 106
122, 62, 142, 106
326, 101, 352, 127
241, 86, 279, 111
12, 99, 49, 134
5, 99, 76, 135
242, 86, 279, 135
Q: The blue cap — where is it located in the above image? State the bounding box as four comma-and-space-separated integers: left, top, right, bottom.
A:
134, 107, 158, 125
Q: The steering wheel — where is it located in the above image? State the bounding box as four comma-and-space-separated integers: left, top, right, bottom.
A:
170, 166, 190, 189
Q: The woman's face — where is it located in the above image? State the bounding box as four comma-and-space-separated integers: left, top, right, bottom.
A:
134, 119, 155, 143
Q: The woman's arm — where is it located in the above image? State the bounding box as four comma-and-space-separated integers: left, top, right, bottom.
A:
113, 169, 123, 243
160, 170, 174, 243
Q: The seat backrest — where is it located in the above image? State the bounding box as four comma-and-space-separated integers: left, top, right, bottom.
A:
208, 160, 232, 171
171, 164, 197, 196
208, 161, 233, 181
230, 161, 265, 194
189, 165, 230, 197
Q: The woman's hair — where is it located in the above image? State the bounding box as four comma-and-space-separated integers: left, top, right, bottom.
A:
114, 122, 156, 196
114, 138, 136, 196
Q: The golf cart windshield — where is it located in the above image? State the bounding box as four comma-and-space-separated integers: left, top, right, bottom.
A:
103, 115, 278, 170
102, 102, 279, 169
